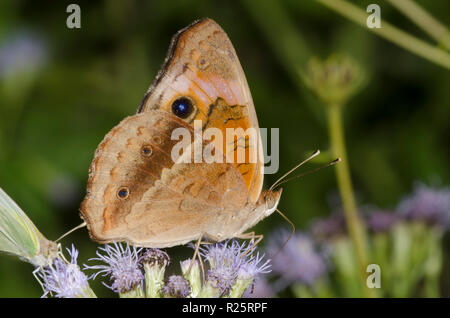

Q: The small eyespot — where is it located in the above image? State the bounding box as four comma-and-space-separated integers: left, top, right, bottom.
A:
141, 145, 153, 157
197, 58, 209, 70
152, 136, 162, 145
117, 187, 130, 200
171, 97, 194, 119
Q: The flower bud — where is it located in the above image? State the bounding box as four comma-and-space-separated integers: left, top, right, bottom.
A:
303, 54, 365, 106
141, 248, 169, 298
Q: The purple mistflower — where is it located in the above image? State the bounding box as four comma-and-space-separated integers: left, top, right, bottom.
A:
200, 240, 271, 296
238, 251, 271, 280
140, 248, 169, 267
397, 183, 450, 227
201, 241, 242, 295
310, 213, 347, 241
0, 30, 47, 79
162, 275, 191, 298
85, 242, 144, 293
366, 210, 398, 233
267, 229, 327, 286
39, 245, 90, 298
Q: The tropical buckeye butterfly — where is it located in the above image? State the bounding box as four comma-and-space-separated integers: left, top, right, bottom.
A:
80, 18, 302, 248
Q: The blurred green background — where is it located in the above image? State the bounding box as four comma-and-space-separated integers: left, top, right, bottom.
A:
0, 0, 449, 297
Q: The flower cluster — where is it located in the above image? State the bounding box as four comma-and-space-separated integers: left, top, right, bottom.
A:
85, 242, 144, 294
267, 230, 327, 286
366, 210, 398, 233
0, 30, 47, 79
23, 183, 450, 298
38, 245, 94, 298
162, 275, 191, 298
363, 183, 450, 233
77, 240, 270, 298
311, 212, 347, 241
200, 240, 271, 297
397, 183, 450, 227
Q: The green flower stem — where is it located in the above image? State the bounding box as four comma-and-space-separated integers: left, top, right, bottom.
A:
317, 0, 450, 70
144, 262, 166, 298
292, 284, 314, 298
372, 233, 391, 296
198, 283, 221, 298
332, 237, 364, 297
229, 278, 253, 298
327, 104, 375, 298
181, 260, 202, 298
292, 278, 335, 298
80, 286, 97, 298
422, 228, 443, 298
119, 284, 145, 298
387, 0, 450, 51
391, 223, 412, 297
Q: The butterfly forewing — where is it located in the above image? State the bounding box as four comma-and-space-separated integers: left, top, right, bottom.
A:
138, 18, 264, 204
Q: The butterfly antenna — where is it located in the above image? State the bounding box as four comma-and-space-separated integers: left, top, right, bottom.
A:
272, 209, 296, 259
56, 222, 87, 242
272, 158, 341, 190
270, 150, 321, 191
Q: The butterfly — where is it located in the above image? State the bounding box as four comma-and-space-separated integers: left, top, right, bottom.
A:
0, 187, 59, 267
80, 18, 290, 248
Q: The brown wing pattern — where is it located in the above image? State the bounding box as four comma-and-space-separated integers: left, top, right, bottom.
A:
138, 18, 264, 204
81, 110, 189, 242
124, 162, 247, 247
81, 19, 268, 247
80, 110, 248, 246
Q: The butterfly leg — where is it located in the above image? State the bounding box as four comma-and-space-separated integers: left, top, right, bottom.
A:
187, 234, 212, 283
236, 232, 264, 257
187, 234, 203, 274
240, 231, 256, 243
33, 266, 46, 294
186, 232, 222, 284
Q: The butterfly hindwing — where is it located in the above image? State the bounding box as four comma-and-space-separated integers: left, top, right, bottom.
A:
81, 110, 187, 242
80, 110, 249, 246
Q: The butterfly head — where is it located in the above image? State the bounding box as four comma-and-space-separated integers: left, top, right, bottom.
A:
261, 188, 283, 217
